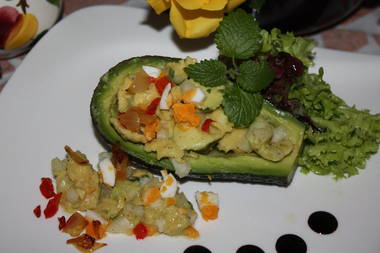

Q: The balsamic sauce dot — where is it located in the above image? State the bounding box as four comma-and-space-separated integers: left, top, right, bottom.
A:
184, 245, 212, 253
236, 244, 265, 253
275, 234, 307, 253
308, 211, 338, 234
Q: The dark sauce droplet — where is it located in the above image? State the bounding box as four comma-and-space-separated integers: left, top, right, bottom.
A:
237, 244, 265, 253
308, 211, 338, 234
184, 245, 212, 253
275, 234, 307, 253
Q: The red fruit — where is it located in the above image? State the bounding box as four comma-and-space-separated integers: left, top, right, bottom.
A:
0, 6, 20, 48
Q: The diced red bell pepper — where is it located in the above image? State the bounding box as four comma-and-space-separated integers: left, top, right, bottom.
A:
146, 97, 161, 115
201, 119, 214, 132
44, 192, 62, 219
33, 205, 41, 218
58, 216, 66, 230
39, 177, 55, 199
153, 76, 173, 95
132, 222, 148, 240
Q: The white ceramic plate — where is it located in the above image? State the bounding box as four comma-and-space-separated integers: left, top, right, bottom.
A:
1, 5, 380, 253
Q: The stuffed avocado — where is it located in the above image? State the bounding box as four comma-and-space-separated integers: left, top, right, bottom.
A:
90, 56, 305, 186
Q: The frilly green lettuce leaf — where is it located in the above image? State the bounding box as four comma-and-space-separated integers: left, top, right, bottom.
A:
289, 69, 380, 179
260, 28, 316, 67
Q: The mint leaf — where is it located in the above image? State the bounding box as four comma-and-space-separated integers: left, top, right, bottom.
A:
215, 9, 262, 60
237, 60, 274, 92
184, 60, 227, 87
222, 87, 263, 127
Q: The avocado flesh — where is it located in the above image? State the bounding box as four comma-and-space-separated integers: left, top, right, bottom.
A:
90, 56, 305, 186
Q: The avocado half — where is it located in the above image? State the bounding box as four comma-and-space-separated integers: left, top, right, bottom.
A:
90, 56, 305, 186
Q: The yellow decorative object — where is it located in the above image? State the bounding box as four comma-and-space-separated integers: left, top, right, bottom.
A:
170, 1, 224, 38
146, 0, 171, 14
4, 13, 39, 50
225, 0, 247, 12
175, 0, 228, 11
145, 0, 247, 38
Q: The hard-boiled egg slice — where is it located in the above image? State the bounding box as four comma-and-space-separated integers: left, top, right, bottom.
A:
160, 170, 178, 198
98, 157, 116, 187
142, 65, 161, 78
182, 88, 206, 103
159, 83, 172, 110
195, 191, 219, 221
190, 88, 206, 103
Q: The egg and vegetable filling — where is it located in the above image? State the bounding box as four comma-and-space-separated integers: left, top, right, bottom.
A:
111, 57, 297, 176
52, 146, 198, 239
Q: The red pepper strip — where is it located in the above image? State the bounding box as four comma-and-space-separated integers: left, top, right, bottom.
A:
44, 192, 62, 219
146, 97, 161, 115
153, 76, 173, 95
33, 205, 41, 218
58, 216, 66, 230
132, 222, 148, 240
148, 76, 156, 83
39, 177, 55, 199
201, 119, 214, 132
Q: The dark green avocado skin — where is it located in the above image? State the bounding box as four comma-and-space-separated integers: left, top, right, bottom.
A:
91, 56, 305, 186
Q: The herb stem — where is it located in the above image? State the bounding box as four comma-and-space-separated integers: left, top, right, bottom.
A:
232, 57, 239, 71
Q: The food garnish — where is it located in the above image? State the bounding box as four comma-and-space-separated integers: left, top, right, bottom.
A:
33, 205, 41, 218
39, 177, 55, 199
44, 192, 62, 218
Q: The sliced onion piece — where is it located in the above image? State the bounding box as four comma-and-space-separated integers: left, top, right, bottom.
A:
179, 79, 196, 93
170, 158, 191, 178
66, 188, 79, 202
107, 217, 133, 233
85, 210, 107, 225
159, 83, 172, 110
271, 126, 288, 143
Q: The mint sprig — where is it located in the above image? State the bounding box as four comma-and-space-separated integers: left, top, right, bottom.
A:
183, 8, 274, 127
237, 60, 274, 92
184, 59, 227, 87
215, 9, 262, 60
222, 87, 263, 127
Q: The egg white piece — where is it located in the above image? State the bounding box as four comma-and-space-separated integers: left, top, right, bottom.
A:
160, 170, 178, 198
190, 88, 206, 103
195, 191, 219, 207
142, 65, 161, 78
159, 83, 172, 110
98, 157, 116, 187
